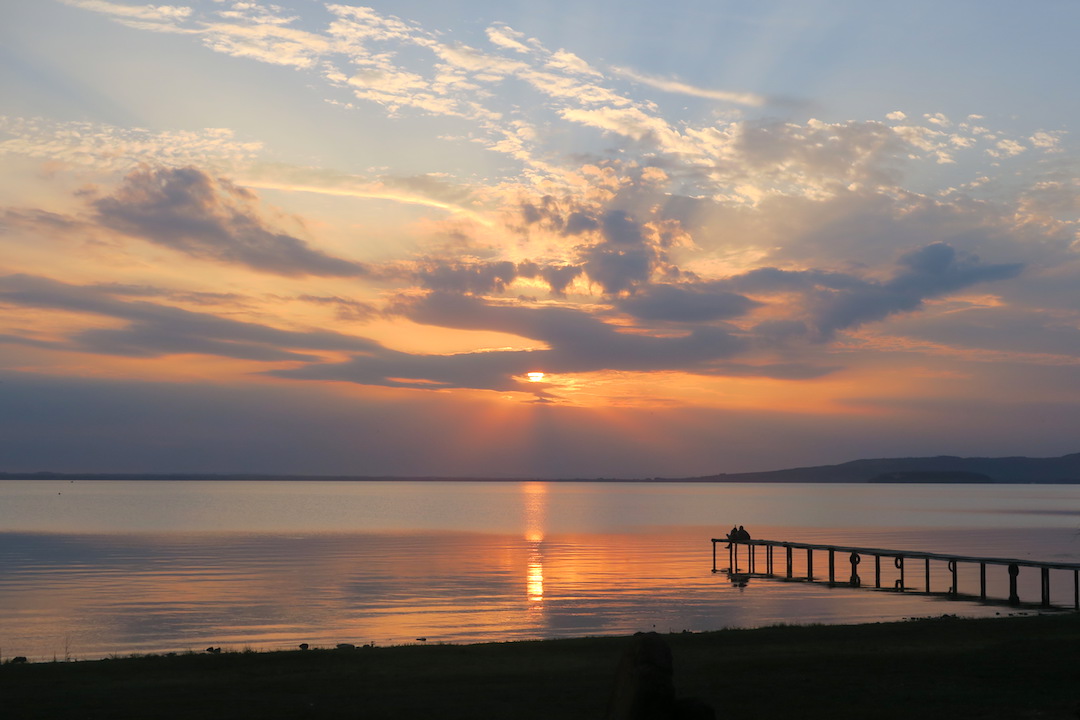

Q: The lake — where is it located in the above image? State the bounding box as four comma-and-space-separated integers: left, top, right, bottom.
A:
1, 480, 1078, 661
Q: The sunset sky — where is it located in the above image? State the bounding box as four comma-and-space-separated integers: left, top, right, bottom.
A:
2, 0, 1078, 477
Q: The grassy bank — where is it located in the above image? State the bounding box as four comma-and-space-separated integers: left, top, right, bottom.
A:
3, 613, 1079, 719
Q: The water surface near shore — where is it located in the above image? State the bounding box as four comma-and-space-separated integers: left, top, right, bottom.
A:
2, 480, 1078, 660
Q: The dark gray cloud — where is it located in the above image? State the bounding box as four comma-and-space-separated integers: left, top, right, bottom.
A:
0, 207, 88, 235
296, 295, 378, 321
91, 283, 247, 305
519, 201, 664, 294
286, 241, 1021, 396
417, 260, 520, 294
730, 242, 1023, 340
813, 243, 1023, 337
519, 196, 598, 235
515, 261, 583, 296
889, 306, 1080, 357
415, 259, 584, 297
617, 283, 760, 323
92, 166, 367, 277
271, 292, 754, 394
0, 274, 381, 360
579, 210, 660, 294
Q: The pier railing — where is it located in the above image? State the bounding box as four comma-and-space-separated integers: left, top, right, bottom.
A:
711, 537, 1080, 610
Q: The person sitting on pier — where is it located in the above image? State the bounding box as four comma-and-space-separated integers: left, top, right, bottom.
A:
724, 525, 738, 548
735, 525, 751, 542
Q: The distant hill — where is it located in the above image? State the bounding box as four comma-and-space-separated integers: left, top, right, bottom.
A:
684, 452, 1080, 484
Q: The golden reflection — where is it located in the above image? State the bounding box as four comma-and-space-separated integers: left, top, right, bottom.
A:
527, 550, 544, 603
522, 481, 547, 543
522, 482, 547, 603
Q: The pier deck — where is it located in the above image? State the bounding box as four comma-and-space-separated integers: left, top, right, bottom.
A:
711, 537, 1080, 610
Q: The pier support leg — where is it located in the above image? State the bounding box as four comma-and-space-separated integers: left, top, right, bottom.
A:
806, 548, 813, 581
894, 556, 905, 591
925, 558, 931, 594
786, 546, 792, 579
828, 549, 835, 586
849, 552, 861, 587
1041, 567, 1051, 608
1008, 563, 1020, 605
980, 563, 987, 600
1074, 570, 1078, 611
874, 555, 881, 588
767, 545, 774, 576
948, 560, 958, 597
712, 541, 717, 573
750, 545, 756, 574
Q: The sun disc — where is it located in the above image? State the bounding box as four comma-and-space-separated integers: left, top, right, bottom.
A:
526, 372, 545, 382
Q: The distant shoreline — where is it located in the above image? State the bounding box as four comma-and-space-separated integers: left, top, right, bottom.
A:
4, 451, 1079, 484
2, 473, 1079, 484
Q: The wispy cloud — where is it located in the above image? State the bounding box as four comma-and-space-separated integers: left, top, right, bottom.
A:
610, 66, 766, 106
0, 273, 382, 361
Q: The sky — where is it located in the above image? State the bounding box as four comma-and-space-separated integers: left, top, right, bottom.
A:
1, 0, 1078, 477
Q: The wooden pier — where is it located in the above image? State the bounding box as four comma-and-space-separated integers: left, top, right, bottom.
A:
711, 537, 1080, 610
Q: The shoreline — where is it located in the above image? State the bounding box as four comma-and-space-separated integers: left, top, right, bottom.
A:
6, 612, 1080, 718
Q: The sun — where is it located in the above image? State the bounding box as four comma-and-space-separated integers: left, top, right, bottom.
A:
526, 372, 545, 382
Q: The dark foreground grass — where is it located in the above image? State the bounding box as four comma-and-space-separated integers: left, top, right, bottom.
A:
3, 613, 1079, 719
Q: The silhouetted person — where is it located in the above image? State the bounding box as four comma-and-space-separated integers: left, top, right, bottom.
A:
735, 525, 750, 542
607, 632, 715, 720
724, 525, 738, 548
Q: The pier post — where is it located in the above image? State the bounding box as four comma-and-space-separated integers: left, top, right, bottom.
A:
894, 556, 905, 591
806, 548, 813, 581
750, 544, 756, 574
1074, 570, 1078, 611
980, 563, 987, 600
828, 549, 836, 586
1008, 563, 1020, 605
712, 541, 717, 573
849, 552, 861, 587
874, 555, 881, 588
948, 559, 958, 597
766, 544, 774, 576
925, 558, 931, 593
786, 546, 793, 579
1041, 567, 1051, 608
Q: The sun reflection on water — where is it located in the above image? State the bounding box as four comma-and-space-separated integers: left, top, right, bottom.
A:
522, 482, 547, 603
527, 551, 544, 603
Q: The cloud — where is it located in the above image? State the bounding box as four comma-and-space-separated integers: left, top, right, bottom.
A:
92, 166, 367, 277
416, 260, 522, 294
296, 295, 378, 322
617, 283, 760, 323
199, 18, 331, 68
55, 0, 1059, 205
611, 66, 766, 106
270, 291, 757, 394
0, 207, 88, 236
729, 243, 1024, 340
58, 0, 193, 30
888, 306, 1080, 362
0, 274, 381, 361
485, 24, 532, 54
576, 210, 662, 294
0, 118, 262, 173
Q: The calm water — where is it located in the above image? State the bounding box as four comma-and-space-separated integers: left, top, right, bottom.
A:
1, 480, 1079, 661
